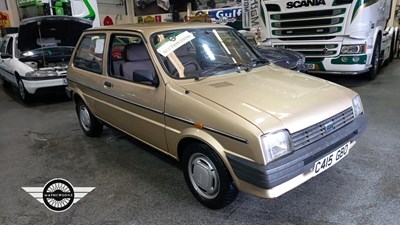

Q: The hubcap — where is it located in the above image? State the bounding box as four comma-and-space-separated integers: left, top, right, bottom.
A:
188, 153, 220, 199
18, 81, 25, 99
79, 105, 91, 131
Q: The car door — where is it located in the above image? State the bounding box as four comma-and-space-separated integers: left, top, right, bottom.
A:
0, 36, 16, 85
95, 33, 168, 152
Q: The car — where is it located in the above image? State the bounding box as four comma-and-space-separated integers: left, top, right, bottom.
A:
67, 23, 367, 209
239, 30, 307, 72
0, 16, 92, 102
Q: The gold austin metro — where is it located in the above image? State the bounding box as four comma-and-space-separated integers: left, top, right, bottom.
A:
66, 23, 367, 209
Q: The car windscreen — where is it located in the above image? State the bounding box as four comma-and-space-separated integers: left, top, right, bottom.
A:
151, 28, 266, 80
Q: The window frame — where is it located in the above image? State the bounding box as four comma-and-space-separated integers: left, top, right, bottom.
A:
107, 32, 159, 86
73, 33, 106, 75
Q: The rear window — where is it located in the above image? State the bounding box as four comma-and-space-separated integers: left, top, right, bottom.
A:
73, 34, 106, 74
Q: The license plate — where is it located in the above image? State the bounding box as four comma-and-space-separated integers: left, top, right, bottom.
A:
306, 64, 315, 70
314, 142, 349, 175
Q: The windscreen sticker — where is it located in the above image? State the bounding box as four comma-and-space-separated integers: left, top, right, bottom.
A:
156, 31, 195, 57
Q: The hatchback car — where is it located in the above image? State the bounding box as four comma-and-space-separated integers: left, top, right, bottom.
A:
0, 16, 91, 102
67, 23, 367, 209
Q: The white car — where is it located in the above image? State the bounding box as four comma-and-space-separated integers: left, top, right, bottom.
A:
0, 16, 92, 102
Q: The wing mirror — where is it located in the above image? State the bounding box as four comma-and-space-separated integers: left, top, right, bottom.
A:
132, 70, 159, 86
0, 53, 11, 59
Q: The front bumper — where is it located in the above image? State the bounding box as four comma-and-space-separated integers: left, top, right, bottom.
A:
21, 77, 67, 94
227, 113, 368, 198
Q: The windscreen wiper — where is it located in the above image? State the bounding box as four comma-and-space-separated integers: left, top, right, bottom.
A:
195, 62, 248, 80
246, 58, 270, 72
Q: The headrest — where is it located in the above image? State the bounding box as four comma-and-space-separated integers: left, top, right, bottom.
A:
175, 45, 188, 57
125, 44, 150, 61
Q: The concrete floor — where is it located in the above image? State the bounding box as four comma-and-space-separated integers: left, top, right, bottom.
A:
1, 60, 400, 225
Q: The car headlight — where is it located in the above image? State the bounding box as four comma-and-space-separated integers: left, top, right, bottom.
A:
341, 44, 366, 54
26, 70, 58, 78
352, 95, 364, 117
261, 130, 292, 162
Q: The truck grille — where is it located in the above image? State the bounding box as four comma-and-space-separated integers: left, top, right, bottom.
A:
274, 44, 339, 57
270, 8, 346, 37
291, 107, 354, 151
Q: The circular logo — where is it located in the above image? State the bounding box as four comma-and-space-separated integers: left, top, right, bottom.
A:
42, 178, 75, 212
168, 36, 176, 41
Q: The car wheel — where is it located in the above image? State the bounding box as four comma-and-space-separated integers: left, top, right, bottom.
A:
182, 142, 238, 209
0, 77, 11, 88
367, 36, 381, 80
76, 100, 103, 137
17, 79, 31, 102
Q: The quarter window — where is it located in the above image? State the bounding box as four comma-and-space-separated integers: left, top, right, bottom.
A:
74, 34, 105, 74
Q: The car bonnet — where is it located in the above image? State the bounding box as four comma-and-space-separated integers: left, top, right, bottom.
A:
17, 16, 92, 52
179, 65, 355, 134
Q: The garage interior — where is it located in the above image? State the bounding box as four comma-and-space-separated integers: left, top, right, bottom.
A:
0, 61, 399, 225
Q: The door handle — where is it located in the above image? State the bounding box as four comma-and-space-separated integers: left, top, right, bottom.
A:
104, 81, 113, 88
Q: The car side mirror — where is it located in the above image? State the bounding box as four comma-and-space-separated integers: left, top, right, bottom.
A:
132, 70, 159, 86
0, 53, 11, 59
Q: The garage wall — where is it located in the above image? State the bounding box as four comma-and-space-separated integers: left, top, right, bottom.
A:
98, 0, 133, 25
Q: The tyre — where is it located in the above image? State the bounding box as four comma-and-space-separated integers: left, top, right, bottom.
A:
389, 34, 396, 62
76, 100, 103, 137
17, 79, 32, 102
367, 36, 381, 80
0, 77, 11, 88
182, 142, 238, 209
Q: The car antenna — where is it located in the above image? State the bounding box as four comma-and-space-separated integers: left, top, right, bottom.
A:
37, 21, 46, 66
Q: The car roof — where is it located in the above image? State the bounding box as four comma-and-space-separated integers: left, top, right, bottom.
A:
85, 22, 232, 36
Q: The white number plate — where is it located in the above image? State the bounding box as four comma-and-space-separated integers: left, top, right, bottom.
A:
314, 142, 349, 175
305, 64, 315, 70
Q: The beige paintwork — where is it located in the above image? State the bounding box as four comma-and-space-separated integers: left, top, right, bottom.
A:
67, 23, 360, 198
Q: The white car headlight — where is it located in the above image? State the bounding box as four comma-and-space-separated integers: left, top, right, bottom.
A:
340, 44, 366, 54
352, 95, 364, 118
261, 130, 292, 162
26, 70, 58, 78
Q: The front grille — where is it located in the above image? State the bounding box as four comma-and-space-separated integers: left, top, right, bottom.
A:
274, 44, 340, 57
271, 8, 346, 20
270, 8, 346, 37
291, 107, 354, 151
272, 18, 344, 28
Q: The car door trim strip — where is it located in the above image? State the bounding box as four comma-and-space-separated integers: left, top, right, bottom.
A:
164, 113, 248, 144
68, 78, 248, 144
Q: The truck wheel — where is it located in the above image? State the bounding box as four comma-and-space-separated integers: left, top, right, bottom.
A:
182, 142, 238, 209
367, 36, 381, 80
0, 77, 11, 88
76, 100, 103, 137
17, 79, 32, 102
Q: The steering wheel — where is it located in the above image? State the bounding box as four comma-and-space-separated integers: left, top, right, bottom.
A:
171, 61, 200, 78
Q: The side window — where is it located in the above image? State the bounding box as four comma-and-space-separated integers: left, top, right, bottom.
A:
73, 34, 106, 74
6, 37, 13, 56
0, 37, 9, 54
108, 34, 157, 86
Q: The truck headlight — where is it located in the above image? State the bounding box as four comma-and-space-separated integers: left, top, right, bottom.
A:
26, 70, 58, 78
352, 95, 364, 117
341, 44, 366, 54
261, 130, 292, 162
